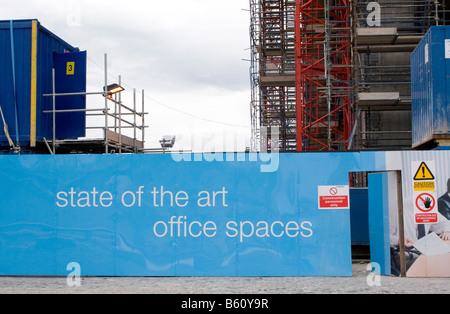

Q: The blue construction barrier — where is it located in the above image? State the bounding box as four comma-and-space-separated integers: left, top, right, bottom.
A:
0, 152, 386, 277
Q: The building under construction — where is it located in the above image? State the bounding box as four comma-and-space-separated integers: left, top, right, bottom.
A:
250, 0, 450, 152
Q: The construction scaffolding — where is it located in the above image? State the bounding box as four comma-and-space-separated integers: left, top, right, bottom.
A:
42, 54, 147, 155
250, 0, 450, 152
250, 0, 297, 152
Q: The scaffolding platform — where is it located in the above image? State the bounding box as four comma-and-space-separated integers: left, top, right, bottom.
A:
357, 92, 412, 110
356, 27, 423, 52
260, 75, 296, 87
54, 131, 144, 154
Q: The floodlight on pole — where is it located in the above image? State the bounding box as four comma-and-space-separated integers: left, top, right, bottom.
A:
160, 135, 176, 149
104, 83, 125, 99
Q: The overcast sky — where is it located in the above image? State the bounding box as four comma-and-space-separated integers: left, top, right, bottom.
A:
1, 0, 252, 152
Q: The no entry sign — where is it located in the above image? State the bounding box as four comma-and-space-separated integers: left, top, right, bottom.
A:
414, 191, 438, 223
415, 193, 436, 212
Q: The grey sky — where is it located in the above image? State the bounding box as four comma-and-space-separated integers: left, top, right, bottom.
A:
1, 0, 252, 151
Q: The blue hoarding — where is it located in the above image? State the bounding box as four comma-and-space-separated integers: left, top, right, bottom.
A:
0, 152, 384, 277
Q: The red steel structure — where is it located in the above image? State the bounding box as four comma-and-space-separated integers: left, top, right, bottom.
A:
295, 0, 353, 151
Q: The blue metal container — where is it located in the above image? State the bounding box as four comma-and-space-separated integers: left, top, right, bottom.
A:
411, 26, 450, 148
0, 19, 85, 148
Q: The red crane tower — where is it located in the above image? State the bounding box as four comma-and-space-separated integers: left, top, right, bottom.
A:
294, 0, 353, 151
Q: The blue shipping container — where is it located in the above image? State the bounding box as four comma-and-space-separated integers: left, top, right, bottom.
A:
0, 19, 86, 148
411, 26, 450, 148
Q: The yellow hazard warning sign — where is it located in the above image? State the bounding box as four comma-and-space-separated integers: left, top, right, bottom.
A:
413, 162, 435, 181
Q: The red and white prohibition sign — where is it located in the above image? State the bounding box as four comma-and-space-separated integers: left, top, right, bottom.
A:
415, 193, 436, 212
414, 192, 438, 224
318, 185, 350, 210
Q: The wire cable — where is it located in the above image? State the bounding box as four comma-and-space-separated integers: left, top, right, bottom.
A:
87, 56, 250, 129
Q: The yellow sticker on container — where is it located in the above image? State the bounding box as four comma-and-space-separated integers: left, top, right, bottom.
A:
66, 62, 75, 75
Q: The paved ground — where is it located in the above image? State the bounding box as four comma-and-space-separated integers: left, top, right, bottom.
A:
0, 262, 448, 294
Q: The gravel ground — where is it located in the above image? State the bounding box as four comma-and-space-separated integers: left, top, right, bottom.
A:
0, 262, 448, 294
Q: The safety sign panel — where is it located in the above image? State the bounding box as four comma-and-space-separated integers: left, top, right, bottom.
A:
318, 185, 350, 210
412, 161, 438, 224
414, 192, 438, 223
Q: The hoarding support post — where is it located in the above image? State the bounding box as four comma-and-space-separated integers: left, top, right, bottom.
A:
397, 170, 406, 277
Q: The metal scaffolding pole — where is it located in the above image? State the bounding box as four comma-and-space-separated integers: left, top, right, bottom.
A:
104, 53, 109, 154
